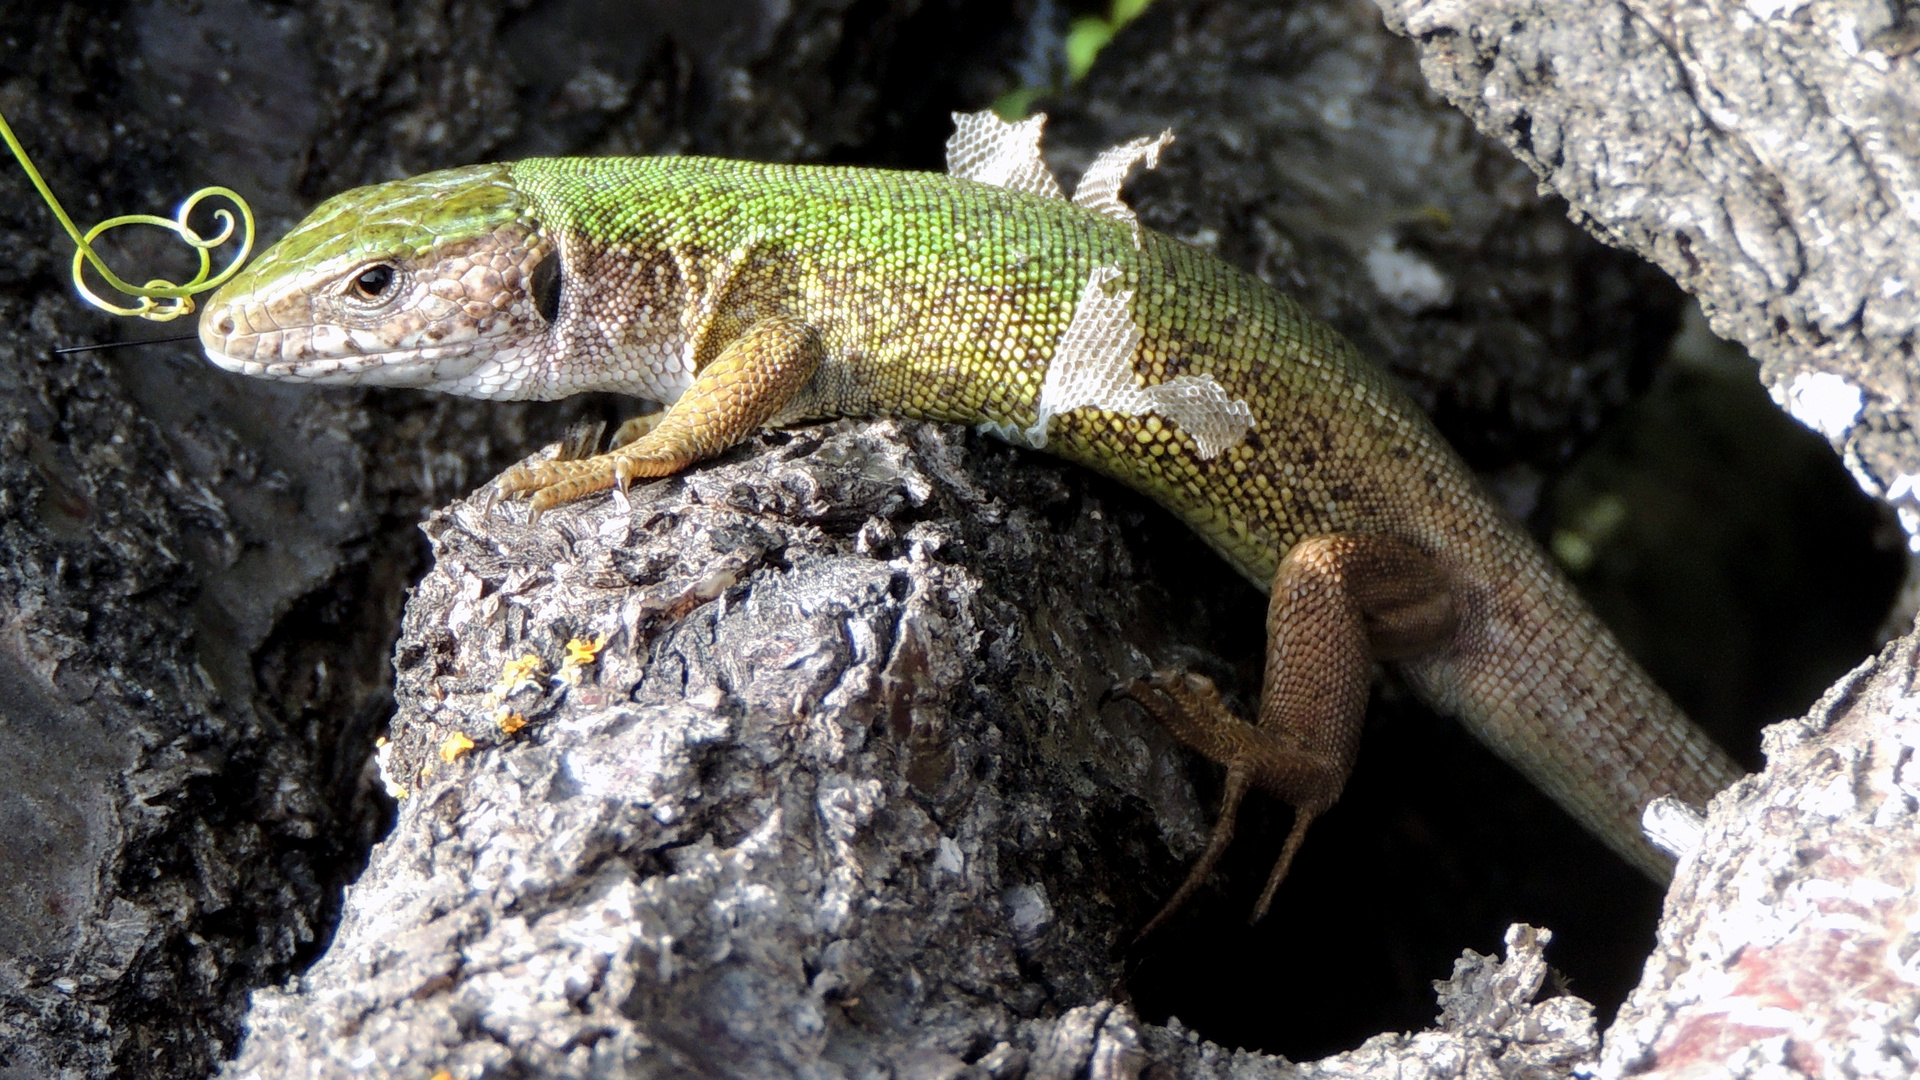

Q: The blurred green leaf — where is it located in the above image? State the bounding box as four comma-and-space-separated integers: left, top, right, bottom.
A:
1065, 16, 1116, 83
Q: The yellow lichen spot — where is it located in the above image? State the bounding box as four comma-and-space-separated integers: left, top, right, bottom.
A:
439, 732, 476, 763
496, 653, 546, 696
430, 1072, 454, 1080
564, 633, 610, 667
496, 709, 528, 735
556, 632, 611, 687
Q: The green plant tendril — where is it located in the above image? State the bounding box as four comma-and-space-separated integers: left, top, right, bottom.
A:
0, 108, 253, 322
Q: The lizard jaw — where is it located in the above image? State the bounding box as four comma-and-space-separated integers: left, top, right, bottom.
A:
197, 303, 498, 388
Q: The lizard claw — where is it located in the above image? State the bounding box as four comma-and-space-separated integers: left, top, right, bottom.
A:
488, 444, 672, 523
1114, 670, 1223, 728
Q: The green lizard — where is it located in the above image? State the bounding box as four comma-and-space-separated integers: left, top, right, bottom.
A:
197, 111, 1742, 931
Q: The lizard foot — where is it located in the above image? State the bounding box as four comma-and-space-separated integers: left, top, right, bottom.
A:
493, 450, 684, 520
1119, 669, 1332, 938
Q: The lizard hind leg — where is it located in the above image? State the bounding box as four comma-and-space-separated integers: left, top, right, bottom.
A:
494, 313, 823, 516
1124, 533, 1458, 936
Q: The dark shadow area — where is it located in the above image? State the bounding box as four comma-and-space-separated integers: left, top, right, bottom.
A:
1541, 305, 1905, 756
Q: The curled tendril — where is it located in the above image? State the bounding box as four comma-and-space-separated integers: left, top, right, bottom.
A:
69, 188, 253, 320
0, 108, 254, 323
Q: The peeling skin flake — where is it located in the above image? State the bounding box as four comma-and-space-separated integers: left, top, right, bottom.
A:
1025, 266, 1253, 460
945, 111, 1065, 200
1028, 265, 1142, 446
945, 110, 1174, 250
1141, 374, 1256, 459
1071, 129, 1174, 247
946, 116, 1251, 458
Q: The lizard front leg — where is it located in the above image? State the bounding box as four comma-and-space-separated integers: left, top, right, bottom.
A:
496, 314, 823, 515
608, 410, 667, 450
1123, 533, 1458, 937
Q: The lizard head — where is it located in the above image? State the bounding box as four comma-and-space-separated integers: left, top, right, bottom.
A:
199, 163, 559, 396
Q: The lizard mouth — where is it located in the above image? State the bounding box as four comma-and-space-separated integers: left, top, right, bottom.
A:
199, 300, 483, 387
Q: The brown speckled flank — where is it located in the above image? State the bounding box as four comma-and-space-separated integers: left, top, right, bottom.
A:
200, 146, 1743, 914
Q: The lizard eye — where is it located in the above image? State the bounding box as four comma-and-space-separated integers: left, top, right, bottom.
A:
348, 264, 397, 301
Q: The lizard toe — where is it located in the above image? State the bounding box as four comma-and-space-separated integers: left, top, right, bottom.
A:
495, 461, 556, 496
1119, 669, 1226, 728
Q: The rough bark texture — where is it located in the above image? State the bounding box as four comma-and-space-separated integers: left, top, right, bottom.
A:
1375, 0, 1920, 538
1603, 637, 1920, 1079
1373, 0, 1920, 1074
0, 1, 1033, 1076
220, 421, 1602, 1078
224, 421, 1196, 1076
0, 10, 368, 1077
214, 415, 1920, 1077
